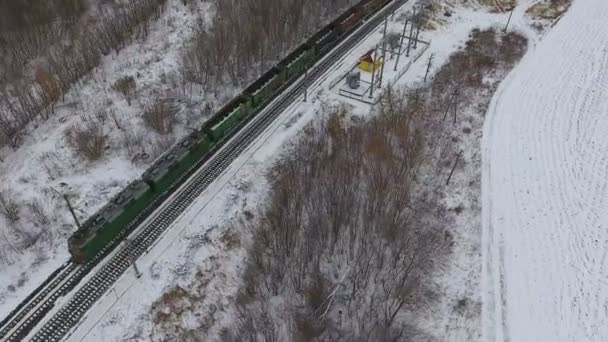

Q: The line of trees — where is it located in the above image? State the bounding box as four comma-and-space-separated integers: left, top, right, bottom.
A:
0, 0, 167, 148
181, 0, 358, 92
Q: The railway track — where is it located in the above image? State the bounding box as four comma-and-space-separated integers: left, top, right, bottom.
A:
0, 1, 408, 341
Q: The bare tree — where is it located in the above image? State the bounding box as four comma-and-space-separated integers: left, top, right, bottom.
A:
0, 192, 21, 224
65, 114, 107, 161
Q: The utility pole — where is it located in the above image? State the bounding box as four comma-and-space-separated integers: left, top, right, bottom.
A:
63, 194, 81, 229
443, 90, 456, 121
446, 151, 463, 186
130, 255, 142, 278
424, 53, 434, 82
379, 17, 389, 88
503, 6, 515, 32
49, 186, 81, 229
406, 7, 417, 57
126, 239, 142, 278
303, 68, 308, 102
413, 20, 421, 49
370, 44, 379, 99
452, 89, 459, 125
394, 18, 409, 71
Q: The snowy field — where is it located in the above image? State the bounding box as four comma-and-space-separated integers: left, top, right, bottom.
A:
56, 1, 548, 341
482, 0, 608, 341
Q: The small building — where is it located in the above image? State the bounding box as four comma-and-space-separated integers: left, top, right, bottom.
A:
359, 49, 383, 73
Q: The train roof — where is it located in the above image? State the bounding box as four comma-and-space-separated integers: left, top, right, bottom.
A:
308, 24, 336, 46
141, 129, 205, 182
243, 67, 282, 97
279, 43, 313, 68
205, 95, 247, 129
70, 179, 150, 242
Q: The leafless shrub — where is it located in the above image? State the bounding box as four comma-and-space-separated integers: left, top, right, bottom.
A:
143, 99, 177, 134
26, 198, 50, 226
112, 76, 137, 105
109, 109, 123, 130
431, 28, 527, 111
65, 115, 107, 161
149, 134, 176, 160
526, 0, 572, 20
0, 192, 21, 223
37, 150, 65, 180
220, 229, 241, 250
34, 68, 63, 119
122, 128, 146, 162
500, 31, 529, 65
15, 227, 43, 250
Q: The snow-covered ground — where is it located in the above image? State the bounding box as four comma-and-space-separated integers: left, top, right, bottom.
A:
57, 1, 548, 341
0, 0, 215, 320
482, 0, 608, 341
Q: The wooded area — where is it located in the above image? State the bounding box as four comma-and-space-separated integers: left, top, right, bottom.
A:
215, 29, 528, 341
0, 0, 166, 147
181, 0, 358, 91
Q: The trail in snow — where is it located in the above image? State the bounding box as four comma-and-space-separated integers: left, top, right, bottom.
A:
482, 0, 608, 341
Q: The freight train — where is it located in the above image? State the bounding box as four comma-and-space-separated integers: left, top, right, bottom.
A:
68, 0, 391, 263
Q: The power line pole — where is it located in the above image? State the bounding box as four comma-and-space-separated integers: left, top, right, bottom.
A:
63, 194, 81, 229
379, 17, 389, 88
126, 239, 142, 278
406, 7, 417, 57
370, 44, 379, 99
443, 89, 458, 121
394, 18, 409, 71
49, 187, 81, 229
130, 255, 142, 278
446, 151, 463, 186
413, 20, 421, 49
303, 68, 308, 102
504, 6, 514, 32
452, 89, 459, 124
424, 53, 434, 82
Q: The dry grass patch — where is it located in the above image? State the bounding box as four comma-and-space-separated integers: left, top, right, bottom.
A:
418, 0, 516, 31
418, 1, 448, 31
142, 99, 178, 135
477, 0, 517, 13
526, 0, 571, 20
65, 115, 107, 161
220, 229, 241, 250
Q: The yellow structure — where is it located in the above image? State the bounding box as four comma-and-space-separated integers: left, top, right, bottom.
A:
359, 50, 384, 72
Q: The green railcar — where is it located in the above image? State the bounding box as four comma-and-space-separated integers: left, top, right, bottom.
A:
281, 44, 316, 80
206, 96, 251, 142
244, 67, 288, 107
143, 150, 186, 192
180, 132, 212, 167
69, 180, 154, 262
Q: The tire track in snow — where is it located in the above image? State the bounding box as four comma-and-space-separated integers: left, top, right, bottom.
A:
483, 0, 608, 340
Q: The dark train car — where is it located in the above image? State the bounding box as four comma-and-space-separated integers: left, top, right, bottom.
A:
308, 24, 340, 55
205, 96, 251, 141
362, 0, 390, 16
334, 10, 363, 34
243, 67, 287, 107
68, 180, 154, 262
279, 44, 316, 80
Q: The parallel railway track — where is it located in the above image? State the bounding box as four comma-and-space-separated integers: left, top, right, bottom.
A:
0, 1, 408, 340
